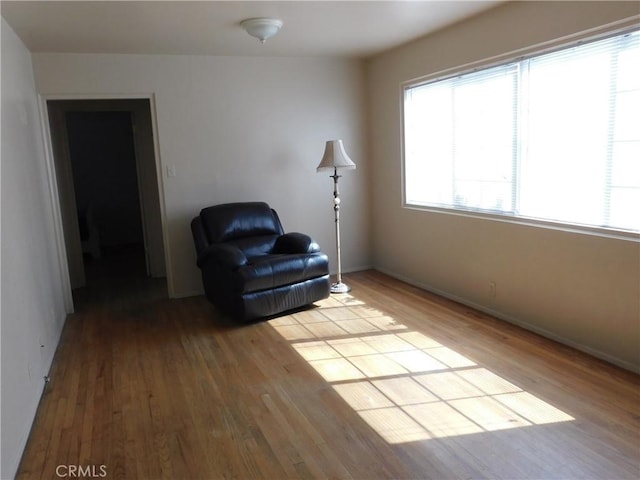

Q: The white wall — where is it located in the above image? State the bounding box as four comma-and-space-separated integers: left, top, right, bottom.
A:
1, 18, 68, 479
367, 1, 640, 371
32, 53, 371, 298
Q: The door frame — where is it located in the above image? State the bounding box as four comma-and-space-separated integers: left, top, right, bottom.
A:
38, 93, 172, 313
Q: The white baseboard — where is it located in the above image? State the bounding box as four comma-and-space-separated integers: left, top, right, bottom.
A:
338, 265, 373, 275
374, 267, 639, 374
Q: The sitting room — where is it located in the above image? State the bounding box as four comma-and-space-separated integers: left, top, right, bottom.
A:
2, 1, 639, 479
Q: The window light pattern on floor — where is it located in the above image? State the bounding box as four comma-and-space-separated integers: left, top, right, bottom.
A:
271, 294, 574, 445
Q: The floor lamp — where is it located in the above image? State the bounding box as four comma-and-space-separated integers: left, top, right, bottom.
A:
317, 140, 356, 294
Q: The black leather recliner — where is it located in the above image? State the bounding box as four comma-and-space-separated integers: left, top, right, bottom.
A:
191, 202, 330, 321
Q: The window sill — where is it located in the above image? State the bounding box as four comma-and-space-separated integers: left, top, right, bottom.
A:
403, 203, 640, 243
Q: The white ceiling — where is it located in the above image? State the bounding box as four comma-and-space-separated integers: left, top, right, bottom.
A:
1, 1, 503, 58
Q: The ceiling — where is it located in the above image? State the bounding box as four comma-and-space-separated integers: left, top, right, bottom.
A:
1, 1, 503, 58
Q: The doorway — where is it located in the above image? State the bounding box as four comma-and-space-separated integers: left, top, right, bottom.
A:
67, 110, 145, 283
46, 99, 166, 303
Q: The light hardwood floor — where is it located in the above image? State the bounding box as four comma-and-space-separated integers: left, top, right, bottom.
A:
17, 268, 640, 479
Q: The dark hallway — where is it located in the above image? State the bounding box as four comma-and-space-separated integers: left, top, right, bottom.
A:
66, 111, 146, 286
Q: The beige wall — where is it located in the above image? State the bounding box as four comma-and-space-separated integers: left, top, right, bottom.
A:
32, 53, 371, 298
366, 1, 640, 371
1, 18, 68, 479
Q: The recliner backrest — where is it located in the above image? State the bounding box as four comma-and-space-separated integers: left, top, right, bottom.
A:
198, 202, 285, 256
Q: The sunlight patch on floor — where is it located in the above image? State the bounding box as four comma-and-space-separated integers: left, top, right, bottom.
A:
273, 292, 574, 444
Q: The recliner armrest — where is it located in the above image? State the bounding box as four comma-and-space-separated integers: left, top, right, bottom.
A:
273, 232, 321, 254
197, 244, 248, 269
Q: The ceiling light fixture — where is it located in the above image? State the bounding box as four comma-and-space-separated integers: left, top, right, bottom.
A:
240, 17, 283, 44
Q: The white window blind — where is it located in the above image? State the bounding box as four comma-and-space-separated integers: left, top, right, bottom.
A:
404, 29, 640, 233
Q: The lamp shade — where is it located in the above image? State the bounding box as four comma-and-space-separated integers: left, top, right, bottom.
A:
316, 140, 356, 172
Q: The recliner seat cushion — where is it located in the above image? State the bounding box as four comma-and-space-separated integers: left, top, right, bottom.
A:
235, 252, 329, 293
225, 235, 280, 258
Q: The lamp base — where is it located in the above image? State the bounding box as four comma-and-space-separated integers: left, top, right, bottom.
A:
330, 282, 351, 294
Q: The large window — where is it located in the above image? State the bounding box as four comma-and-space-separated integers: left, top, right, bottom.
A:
403, 29, 640, 234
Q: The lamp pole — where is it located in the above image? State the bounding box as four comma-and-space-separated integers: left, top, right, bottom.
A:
330, 167, 349, 293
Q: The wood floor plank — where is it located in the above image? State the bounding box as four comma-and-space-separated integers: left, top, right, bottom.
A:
16, 268, 640, 479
